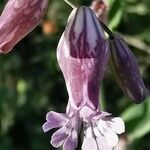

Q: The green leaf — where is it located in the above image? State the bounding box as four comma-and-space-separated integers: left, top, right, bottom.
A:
108, 0, 123, 30
128, 116, 150, 141
121, 97, 150, 140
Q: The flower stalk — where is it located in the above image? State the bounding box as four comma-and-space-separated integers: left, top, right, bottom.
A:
99, 20, 114, 38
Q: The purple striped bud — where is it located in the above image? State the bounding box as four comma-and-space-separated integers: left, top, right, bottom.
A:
0, 0, 48, 53
57, 7, 109, 110
109, 34, 148, 103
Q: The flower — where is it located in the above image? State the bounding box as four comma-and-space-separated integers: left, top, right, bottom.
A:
43, 6, 125, 150
0, 0, 48, 53
109, 34, 149, 103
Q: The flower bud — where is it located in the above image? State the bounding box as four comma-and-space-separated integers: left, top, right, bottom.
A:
109, 34, 148, 103
0, 0, 48, 53
90, 0, 108, 23
57, 7, 109, 109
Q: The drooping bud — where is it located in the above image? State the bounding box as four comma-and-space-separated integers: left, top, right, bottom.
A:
0, 0, 48, 53
109, 34, 149, 103
57, 7, 109, 110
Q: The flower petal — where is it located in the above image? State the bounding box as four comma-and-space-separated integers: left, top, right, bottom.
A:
110, 117, 125, 134
51, 127, 68, 148
84, 126, 93, 138
42, 111, 69, 132
93, 126, 101, 137
105, 129, 119, 147
63, 133, 78, 150
96, 136, 112, 150
46, 111, 69, 122
42, 122, 53, 132
82, 136, 112, 150
44, 111, 69, 130
80, 106, 95, 119
97, 119, 107, 135
82, 137, 98, 150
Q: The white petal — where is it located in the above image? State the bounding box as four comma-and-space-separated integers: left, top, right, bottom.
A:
82, 137, 98, 150
93, 126, 101, 137
97, 119, 107, 135
82, 136, 113, 150
85, 126, 93, 138
96, 136, 113, 150
105, 129, 119, 147
110, 117, 125, 134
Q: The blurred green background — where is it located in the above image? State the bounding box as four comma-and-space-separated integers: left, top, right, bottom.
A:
0, 0, 149, 150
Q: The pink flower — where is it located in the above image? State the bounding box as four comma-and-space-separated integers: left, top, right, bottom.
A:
43, 6, 125, 150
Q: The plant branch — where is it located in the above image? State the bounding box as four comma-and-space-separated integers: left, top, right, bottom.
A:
99, 20, 114, 38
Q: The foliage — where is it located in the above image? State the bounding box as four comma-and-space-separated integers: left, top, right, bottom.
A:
0, 0, 149, 150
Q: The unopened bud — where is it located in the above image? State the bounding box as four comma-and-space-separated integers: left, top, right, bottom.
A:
0, 0, 48, 53
109, 34, 148, 103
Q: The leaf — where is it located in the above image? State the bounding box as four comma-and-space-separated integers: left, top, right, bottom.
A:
121, 97, 150, 140
128, 117, 150, 141
108, 0, 123, 30
121, 97, 150, 122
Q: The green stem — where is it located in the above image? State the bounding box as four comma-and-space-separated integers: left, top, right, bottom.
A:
64, 0, 76, 9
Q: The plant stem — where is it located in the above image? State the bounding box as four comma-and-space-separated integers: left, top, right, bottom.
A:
64, 0, 76, 9
99, 20, 114, 38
